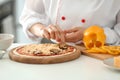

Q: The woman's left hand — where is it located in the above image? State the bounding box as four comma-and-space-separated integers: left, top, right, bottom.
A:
64, 27, 86, 43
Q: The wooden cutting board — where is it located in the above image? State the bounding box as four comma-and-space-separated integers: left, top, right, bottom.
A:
76, 45, 119, 60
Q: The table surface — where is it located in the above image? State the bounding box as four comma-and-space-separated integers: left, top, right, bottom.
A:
0, 43, 120, 80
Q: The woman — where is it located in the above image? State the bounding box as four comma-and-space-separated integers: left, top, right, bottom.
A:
20, 0, 120, 45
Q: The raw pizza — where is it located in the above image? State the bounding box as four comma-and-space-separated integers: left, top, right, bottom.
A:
9, 43, 81, 64
15, 43, 75, 56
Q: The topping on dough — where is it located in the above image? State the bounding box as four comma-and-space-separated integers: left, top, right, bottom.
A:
16, 43, 75, 56
33, 50, 42, 55
59, 43, 68, 50
50, 49, 61, 55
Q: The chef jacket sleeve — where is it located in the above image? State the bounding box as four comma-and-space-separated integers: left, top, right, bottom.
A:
19, 0, 49, 41
103, 10, 120, 45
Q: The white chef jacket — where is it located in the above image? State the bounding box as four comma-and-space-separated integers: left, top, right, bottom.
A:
19, 0, 120, 45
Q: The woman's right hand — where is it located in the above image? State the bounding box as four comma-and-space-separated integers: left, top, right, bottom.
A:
29, 23, 65, 42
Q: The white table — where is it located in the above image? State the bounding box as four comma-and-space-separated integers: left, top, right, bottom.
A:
0, 43, 120, 80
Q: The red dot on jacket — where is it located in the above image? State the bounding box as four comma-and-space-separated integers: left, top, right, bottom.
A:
61, 16, 66, 20
81, 19, 86, 23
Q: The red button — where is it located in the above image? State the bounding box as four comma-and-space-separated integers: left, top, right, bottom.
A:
61, 16, 66, 20
81, 19, 86, 23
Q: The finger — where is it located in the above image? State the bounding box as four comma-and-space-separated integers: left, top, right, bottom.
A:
60, 32, 65, 42
47, 25, 55, 39
55, 25, 65, 42
41, 29, 50, 40
50, 25, 61, 41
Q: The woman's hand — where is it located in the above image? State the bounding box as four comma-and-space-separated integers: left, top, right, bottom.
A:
64, 27, 86, 43
29, 23, 65, 42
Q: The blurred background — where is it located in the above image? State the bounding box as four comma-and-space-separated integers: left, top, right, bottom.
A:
0, 0, 34, 43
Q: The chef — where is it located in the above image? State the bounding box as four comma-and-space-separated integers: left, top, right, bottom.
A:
19, 0, 120, 45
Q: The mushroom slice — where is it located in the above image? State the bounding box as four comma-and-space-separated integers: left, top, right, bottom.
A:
59, 43, 68, 50
33, 50, 43, 55
50, 49, 61, 55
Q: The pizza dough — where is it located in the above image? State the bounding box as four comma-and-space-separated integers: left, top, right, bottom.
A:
9, 43, 81, 64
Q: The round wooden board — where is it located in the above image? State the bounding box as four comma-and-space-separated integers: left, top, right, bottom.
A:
9, 46, 81, 64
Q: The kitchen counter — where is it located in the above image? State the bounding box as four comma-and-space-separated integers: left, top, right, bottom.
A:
0, 43, 120, 80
